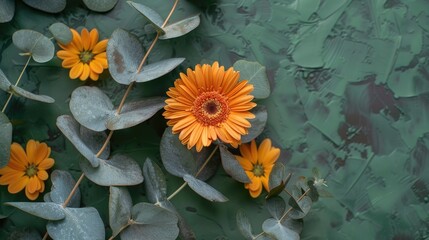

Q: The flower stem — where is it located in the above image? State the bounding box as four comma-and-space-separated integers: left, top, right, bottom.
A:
279, 188, 311, 223
1, 55, 32, 113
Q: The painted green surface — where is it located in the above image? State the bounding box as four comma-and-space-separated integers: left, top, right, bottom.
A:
0, 0, 428, 239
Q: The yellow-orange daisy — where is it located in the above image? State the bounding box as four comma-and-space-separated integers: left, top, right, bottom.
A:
57, 28, 108, 81
235, 139, 280, 198
163, 62, 256, 152
0, 140, 55, 200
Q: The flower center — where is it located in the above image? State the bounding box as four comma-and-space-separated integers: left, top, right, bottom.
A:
79, 51, 94, 64
252, 164, 264, 177
192, 91, 230, 126
25, 164, 38, 177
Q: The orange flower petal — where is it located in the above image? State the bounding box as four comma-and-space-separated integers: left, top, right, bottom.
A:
80, 64, 90, 81
89, 28, 99, 50
62, 57, 80, 68
89, 70, 99, 81
70, 28, 83, 52
10, 143, 28, 168
38, 158, 54, 170
37, 170, 49, 181
70, 62, 84, 79
89, 60, 103, 74
25, 186, 39, 201
57, 50, 78, 60
8, 176, 29, 194
92, 39, 108, 54
27, 176, 41, 193
257, 139, 272, 164
0, 170, 25, 185
94, 53, 108, 68
235, 156, 253, 171
81, 28, 91, 50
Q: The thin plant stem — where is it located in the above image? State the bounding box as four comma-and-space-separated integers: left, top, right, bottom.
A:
1, 55, 32, 113
279, 188, 311, 222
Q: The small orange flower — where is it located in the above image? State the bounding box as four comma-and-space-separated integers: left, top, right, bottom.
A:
57, 28, 108, 81
0, 140, 55, 200
163, 62, 257, 151
235, 139, 280, 198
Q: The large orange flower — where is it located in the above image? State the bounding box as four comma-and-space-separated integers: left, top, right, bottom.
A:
0, 140, 55, 200
163, 62, 256, 152
57, 28, 108, 81
235, 139, 280, 198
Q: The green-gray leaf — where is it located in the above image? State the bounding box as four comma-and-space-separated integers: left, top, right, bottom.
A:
109, 186, 132, 237
0, 0, 14, 23
219, 144, 250, 183
262, 218, 300, 240
158, 200, 196, 240
47, 207, 105, 240
0, 68, 11, 91
0, 112, 12, 168
121, 203, 179, 240
83, 0, 118, 12
160, 127, 196, 177
22, 0, 66, 13
266, 164, 291, 200
287, 186, 312, 219
80, 154, 143, 186
127, 1, 165, 34
12, 29, 55, 63
233, 60, 270, 99
159, 15, 200, 40
134, 58, 185, 83
183, 174, 228, 202
49, 22, 72, 45
11, 85, 55, 103
266, 196, 286, 220
143, 159, 167, 204
241, 105, 268, 143
46, 170, 81, 207
236, 210, 254, 240
5, 202, 65, 221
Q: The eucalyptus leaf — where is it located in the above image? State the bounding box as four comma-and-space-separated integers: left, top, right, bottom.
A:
0, 0, 14, 24
159, 15, 200, 40
127, 1, 165, 34
183, 174, 228, 202
83, 0, 118, 12
109, 186, 132, 237
236, 210, 254, 240
158, 200, 196, 240
193, 145, 220, 181
287, 186, 312, 219
233, 60, 270, 99
70, 86, 114, 132
0, 68, 11, 91
49, 22, 72, 45
0, 112, 12, 168
47, 207, 105, 240
241, 105, 268, 143
11, 85, 55, 103
121, 203, 179, 240
266, 196, 286, 220
5, 202, 65, 221
79, 126, 110, 160
22, 0, 66, 13
12, 29, 55, 63
160, 127, 196, 177
143, 159, 167, 204
262, 218, 300, 240
267, 163, 291, 199
56, 115, 104, 167
80, 154, 143, 186
134, 58, 185, 83
107, 97, 166, 130
47, 170, 81, 208
219, 144, 250, 183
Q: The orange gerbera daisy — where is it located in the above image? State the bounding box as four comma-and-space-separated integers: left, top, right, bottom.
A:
0, 140, 55, 200
235, 139, 280, 198
57, 28, 108, 81
163, 62, 257, 152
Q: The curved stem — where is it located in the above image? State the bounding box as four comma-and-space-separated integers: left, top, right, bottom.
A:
279, 188, 311, 223
62, 173, 85, 207
2, 55, 32, 113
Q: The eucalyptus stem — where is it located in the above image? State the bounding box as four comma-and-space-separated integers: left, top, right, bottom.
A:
279, 188, 311, 222
1, 55, 32, 113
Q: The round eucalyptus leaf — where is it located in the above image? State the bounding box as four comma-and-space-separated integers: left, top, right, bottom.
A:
127, 1, 164, 34
46, 170, 81, 208
158, 200, 196, 240
83, 0, 118, 12
48, 22, 72, 45
107, 28, 144, 85
12, 29, 55, 63
159, 15, 200, 40
22, 0, 66, 13
233, 60, 270, 99
236, 210, 254, 240
0, 112, 12, 168
70, 86, 114, 132
160, 127, 196, 177
266, 196, 286, 220
193, 145, 220, 181
121, 202, 179, 240
109, 187, 132, 237
0, 0, 14, 24
183, 174, 228, 202
143, 158, 167, 204
219, 144, 250, 183
5, 202, 65, 221
262, 218, 300, 240
80, 154, 144, 186
79, 126, 110, 160
11, 85, 55, 103
266, 171, 291, 200
0, 68, 12, 91
47, 207, 105, 240
287, 186, 312, 219
241, 105, 268, 143
134, 58, 185, 83
107, 97, 165, 130
56, 115, 103, 167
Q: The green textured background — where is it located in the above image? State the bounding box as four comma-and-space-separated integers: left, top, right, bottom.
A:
1, 0, 429, 239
